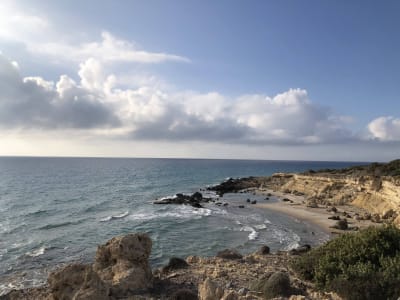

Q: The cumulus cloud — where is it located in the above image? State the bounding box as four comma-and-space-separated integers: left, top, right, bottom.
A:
3, 54, 397, 146
0, 55, 119, 129
0, 54, 358, 144
368, 116, 400, 141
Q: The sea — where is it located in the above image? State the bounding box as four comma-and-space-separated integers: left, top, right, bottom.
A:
0, 157, 366, 294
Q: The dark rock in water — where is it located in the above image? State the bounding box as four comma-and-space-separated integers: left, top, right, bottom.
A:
170, 289, 198, 300
265, 197, 270, 200
256, 245, 270, 255
162, 257, 189, 273
328, 215, 341, 220
289, 244, 311, 255
251, 200, 257, 204
223, 203, 228, 206
216, 249, 243, 260
267, 193, 272, 196
246, 198, 251, 203
282, 198, 290, 202
207, 177, 261, 196
238, 205, 245, 208
153, 192, 211, 208
191, 192, 203, 202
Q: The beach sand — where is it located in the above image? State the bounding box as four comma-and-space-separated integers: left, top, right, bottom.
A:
253, 189, 376, 235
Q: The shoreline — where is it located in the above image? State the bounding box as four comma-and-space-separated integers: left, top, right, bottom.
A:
253, 188, 377, 236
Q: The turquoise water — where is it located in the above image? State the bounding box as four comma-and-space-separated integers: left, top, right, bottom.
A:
0, 157, 365, 293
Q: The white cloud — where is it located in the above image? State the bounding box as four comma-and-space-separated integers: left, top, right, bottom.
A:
29, 31, 190, 64
0, 54, 358, 145
368, 116, 400, 141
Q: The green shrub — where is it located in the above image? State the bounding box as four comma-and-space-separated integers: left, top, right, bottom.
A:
291, 225, 400, 300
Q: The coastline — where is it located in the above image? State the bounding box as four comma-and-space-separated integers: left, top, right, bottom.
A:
253, 188, 377, 235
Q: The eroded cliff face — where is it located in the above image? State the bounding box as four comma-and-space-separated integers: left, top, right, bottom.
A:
266, 173, 400, 226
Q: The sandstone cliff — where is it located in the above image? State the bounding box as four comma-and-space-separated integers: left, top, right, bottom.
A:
210, 159, 400, 227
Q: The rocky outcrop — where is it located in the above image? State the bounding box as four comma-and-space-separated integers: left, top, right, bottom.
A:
3, 233, 154, 300
207, 177, 263, 196
154, 192, 211, 208
93, 233, 153, 296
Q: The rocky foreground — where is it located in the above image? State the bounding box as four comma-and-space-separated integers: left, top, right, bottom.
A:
2, 233, 338, 300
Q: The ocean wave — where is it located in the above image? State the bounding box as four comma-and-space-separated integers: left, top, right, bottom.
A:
26, 246, 47, 257
240, 226, 259, 240
100, 211, 129, 222
254, 224, 267, 230
38, 220, 83, 230
25, 209, 50, 217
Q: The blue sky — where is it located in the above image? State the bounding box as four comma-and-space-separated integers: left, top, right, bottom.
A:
0, 1, 399, 161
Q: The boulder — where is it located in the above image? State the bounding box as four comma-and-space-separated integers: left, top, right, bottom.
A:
250, 272, 291, 299
251, 200, 257, 204
47, 264, 109, 300
289, 244, 311, 255
191, 192, 203, 202
93, 233, 153, 296
162, 257, 189, 273
216, 249, 243, 260
262, 272, 291, 299
371, 213, 381, 223
332, 219, 348, 230
170, 289, 198, 300
256, 245, 270, 255
198, 278, 224, 300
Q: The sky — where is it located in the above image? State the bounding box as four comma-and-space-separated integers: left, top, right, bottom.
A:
0, 0, 399, 161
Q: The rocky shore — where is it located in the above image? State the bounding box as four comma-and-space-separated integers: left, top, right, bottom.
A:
2, 233, 338, 300
209, 159, 400, 229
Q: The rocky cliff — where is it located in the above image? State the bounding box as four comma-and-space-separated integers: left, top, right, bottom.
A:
210, 159, 400, 227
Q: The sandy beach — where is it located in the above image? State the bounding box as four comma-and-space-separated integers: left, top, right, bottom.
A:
254, 189, 377, 235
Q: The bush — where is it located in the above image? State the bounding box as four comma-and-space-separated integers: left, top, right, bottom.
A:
291, 225, 400, 300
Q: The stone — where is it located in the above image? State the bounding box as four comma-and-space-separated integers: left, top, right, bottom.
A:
47, 264, 109, 300
162, 257, 189, 273
216, 249, 243, 260
93, 233, 153, 296
191, 192, 203, 202
262, 272, 291, 299
198, 278, 224, 300
289, 244, 311, 255
371, 213, 381, 223
238, 205, 245, 208
256, 245, 270, 255
332, 219, 348, 230
186, 255, 200, 264
170, 289, 198, 300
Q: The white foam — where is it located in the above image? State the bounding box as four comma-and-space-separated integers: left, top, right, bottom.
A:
100, 211, 129, 222
240, 226, 259, 240
26, 246, 46, 257
254, 224, 267, 230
